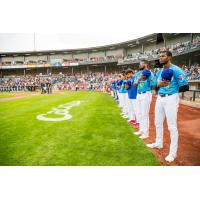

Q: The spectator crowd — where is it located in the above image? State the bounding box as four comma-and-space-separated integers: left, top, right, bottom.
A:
0, 62, 199, 93
0, 72, 119, 92
181, 64, 200, 80
121, 36, 200, 63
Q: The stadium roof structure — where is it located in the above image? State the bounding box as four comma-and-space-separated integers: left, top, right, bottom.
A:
0, 33, 161, 56
0, 33, 194, 59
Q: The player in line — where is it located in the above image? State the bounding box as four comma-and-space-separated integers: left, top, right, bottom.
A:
116, 71, 129, 118
116, 74, 123, 109
147, 50, 189, 162
124, 69, 139, 128
110, 80, 118, 100
133, 60, 155, 139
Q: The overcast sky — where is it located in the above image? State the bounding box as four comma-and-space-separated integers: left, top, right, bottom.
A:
0, 33, 151, 53
1, 0, 198, 53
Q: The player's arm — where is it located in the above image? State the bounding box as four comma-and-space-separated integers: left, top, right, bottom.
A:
124, 80, 131, 90
157, 80, 170, 87
134, 73, 146, 87
133, 73, 140, 87
156, 70, 170, 87
116, 81, 121, 88
174, 68, 189, 92
153, 70, 167, 92
150, 73, 157, 90
133, 81, 138, 87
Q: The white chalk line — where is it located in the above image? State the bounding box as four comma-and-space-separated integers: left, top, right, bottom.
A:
36, 100, 82, 122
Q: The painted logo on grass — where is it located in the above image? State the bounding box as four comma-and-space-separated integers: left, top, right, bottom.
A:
37, 101, 81, 122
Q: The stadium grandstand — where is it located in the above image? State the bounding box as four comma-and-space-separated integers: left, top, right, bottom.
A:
0, 33, 200, 92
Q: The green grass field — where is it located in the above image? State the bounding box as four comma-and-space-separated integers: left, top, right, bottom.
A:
0, 91, 28, 98
0, 91, 160, 166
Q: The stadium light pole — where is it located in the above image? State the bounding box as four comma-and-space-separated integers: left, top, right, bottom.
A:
34, 32, 36, 51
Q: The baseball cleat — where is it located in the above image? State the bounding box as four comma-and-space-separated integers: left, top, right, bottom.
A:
133, 124, 139, 129
134, 131, 143, 136
139, 134, 148, 139
146, 143, 163, 149
130, 120, 136, 124
165, 154, 176, 162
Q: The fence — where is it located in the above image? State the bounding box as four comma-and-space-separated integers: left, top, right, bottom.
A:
180, 90, 200, 102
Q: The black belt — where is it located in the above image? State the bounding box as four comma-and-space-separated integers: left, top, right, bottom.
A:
159, 94, 173, 97
138, 91, 146, 94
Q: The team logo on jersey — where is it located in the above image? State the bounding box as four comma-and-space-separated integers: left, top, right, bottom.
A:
178, 75, 183, 80
166, 82, 170, 89
139, 82, 144, 89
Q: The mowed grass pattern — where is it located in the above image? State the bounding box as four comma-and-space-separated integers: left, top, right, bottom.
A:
0, 91, 28, 98
0, 91, 159, 166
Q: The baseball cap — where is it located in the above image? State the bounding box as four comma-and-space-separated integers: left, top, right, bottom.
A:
142, 69, 151, 78
161, 68, 174, 82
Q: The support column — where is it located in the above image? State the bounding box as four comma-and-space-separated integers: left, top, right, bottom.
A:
188, 58, 191, 68
123, 48, 127, 58
47, 55, 50, 63
72, 67, 74, 75
104, 65, 107, 74
34, 32, 36, 51
164, 38, 166, 47
141, 44, 144, 53
190, 33, 193, 42
24, 69, 26, 76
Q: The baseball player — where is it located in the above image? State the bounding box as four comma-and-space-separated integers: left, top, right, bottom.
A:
110, 80, 115, 98
133, 60, 155, 139
116, 75, 124, 108
111, 80, 118, 100
124, 69, 138, 126
147, 50, 189, 162
119, 72, 129, 118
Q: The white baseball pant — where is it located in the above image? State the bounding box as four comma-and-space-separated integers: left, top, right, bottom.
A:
121, 92, 128, 115
117, 91, 123, 108
155, 93, 179, 156
127, 98, 138, 121
136, 91, 152, 136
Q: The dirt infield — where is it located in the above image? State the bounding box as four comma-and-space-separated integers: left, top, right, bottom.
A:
145, 97, 200, 166
0, 91, 66, 102
0, 92, 40, 102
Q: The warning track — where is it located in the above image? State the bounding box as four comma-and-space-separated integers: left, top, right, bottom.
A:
145, 97, 200, 166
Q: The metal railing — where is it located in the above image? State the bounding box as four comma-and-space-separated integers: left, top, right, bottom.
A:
180, 90, 200, 102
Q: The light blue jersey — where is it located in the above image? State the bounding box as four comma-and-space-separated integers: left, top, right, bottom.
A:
134, 70, 155, 93
118, 80, 127, 93
156, 64, 188, 94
